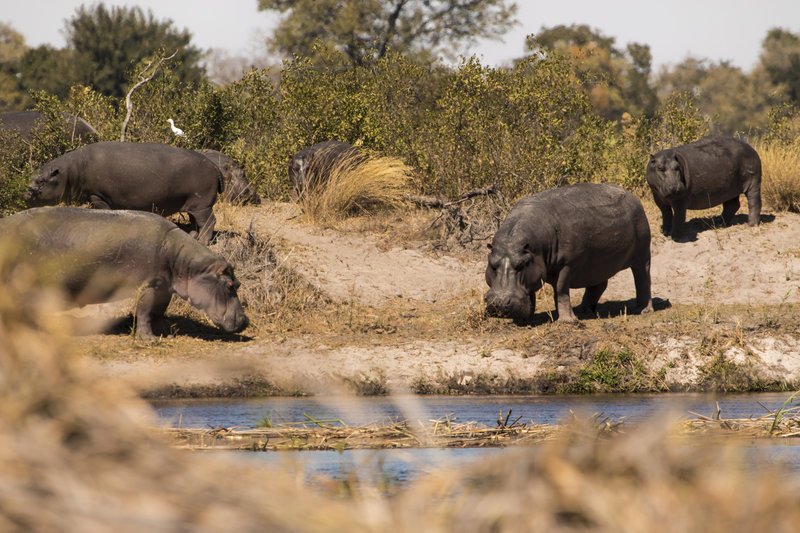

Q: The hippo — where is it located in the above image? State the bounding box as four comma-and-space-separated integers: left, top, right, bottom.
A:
0, 110, 98, 144
646, 136, 762, 241
25, 141, 222, 244
0, 207, 249, 339
485, 183, 653, 322
288, 141, 359, 196
198, 149, 261, 205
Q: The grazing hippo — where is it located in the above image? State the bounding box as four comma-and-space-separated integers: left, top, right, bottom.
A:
0, 207, 249, 339
485, 183, 652, 322
25, 141, 222, 244
198, 149, 261, 205
0, 110, 98, 144
646, 136, 762, 241
288, 141, 359, 195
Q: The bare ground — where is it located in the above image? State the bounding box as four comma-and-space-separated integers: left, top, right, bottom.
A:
88, 200, 800, 397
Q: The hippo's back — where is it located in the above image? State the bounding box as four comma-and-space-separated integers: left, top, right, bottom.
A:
667, 136, 761, 208
508, 183, 649, 241
0, 207, 179, 304
0, 110, 98, 143
502, 183, 650, 287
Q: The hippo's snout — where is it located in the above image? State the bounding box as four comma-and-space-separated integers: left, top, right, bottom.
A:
214, 304, 249, 334
485, 289, 532, 319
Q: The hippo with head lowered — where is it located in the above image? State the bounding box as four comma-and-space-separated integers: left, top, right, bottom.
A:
646, 136, 762, 241
288, 141, 359, 196
25, 141, 222, 244
198, 149, 261, 205
0, 207, 249, 339
485, 183, 652, 322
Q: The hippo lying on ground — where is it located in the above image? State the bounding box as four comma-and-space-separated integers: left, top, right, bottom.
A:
0, 110, 98, 144
288, 141, 359, 196
485, 183, 652, 322
0, 207, 249, 339
198, 149, 261, 205
25, 141, 222, 244
646, 136, 762, 241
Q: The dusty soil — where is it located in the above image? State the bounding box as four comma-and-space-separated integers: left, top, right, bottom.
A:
87, 200, 800, 397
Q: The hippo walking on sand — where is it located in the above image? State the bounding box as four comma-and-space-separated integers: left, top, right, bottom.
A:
198, 149, 261, 205
646, 136, 762, 241
485, 183, 652, 322
25, 141, 222, 244
288, 141, 359, 196
0, 207, 249, 339
0, 110, 98, 144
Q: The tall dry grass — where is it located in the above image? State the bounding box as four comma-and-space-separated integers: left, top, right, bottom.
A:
752, 139, 800, 212
298, 150, 412, 224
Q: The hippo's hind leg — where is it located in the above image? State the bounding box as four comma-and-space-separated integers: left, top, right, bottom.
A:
721, 196, 740, 226
631, 258, 653, 315
188, 208, 216, 245
134, 285, 172, 340
746, 187, 762, 227
577, 281, 607, 316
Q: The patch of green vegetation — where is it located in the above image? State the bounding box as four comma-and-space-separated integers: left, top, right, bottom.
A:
567, 348, 659, 394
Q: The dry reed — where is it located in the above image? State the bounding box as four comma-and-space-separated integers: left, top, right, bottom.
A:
299, 150, 412, 224
752, 139, 800, 212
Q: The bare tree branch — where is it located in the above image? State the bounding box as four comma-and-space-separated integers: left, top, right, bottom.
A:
120, 50, 178, 142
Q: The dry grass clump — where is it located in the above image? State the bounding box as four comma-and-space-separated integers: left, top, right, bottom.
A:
209, 225, 328, 334
752, 139, 800, 212
299, 151, 412, 224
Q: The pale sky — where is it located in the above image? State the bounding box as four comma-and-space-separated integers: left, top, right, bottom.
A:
3, 0, 800, 71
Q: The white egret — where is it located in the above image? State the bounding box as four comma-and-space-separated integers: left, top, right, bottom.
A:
167, 118, 184, 136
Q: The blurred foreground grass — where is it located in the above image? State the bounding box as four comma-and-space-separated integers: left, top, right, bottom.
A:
1, 248, 800, 532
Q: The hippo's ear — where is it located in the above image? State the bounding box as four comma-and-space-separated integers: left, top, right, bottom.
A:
674, 151, 690, 187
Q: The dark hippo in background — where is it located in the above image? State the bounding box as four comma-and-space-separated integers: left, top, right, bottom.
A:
288, 141, 359, 196
646, 136, 762, 241
485, 183, 653, 322
198, 149, 261, 205
25, 141, 222, 244
0, 110, 99, 144
0, 207, 249, 339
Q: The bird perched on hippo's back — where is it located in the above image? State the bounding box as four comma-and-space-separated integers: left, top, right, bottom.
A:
25, 141, 223, 244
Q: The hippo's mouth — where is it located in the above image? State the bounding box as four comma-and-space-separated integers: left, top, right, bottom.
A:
212, 308, 249, 333
484, 290, 533, 319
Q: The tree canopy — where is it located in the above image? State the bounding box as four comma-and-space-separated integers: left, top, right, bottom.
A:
18, 3, 205, 100
527, 24, 657, 120
258, 0, 518, 64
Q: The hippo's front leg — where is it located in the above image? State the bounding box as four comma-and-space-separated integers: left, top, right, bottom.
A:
670, 200, 688, 241
134, 285, 172, 340
552, 268, 577, 322
651, 191, 673, 236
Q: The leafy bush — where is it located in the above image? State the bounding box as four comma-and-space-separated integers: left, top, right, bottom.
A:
0, 45, 732, 214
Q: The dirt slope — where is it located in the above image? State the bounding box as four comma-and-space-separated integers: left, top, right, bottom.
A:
96, 203, 800, 397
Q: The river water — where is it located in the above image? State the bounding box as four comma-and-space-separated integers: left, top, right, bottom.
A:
150, 392, 800, 487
